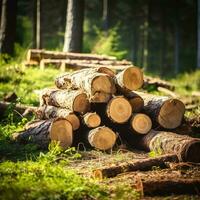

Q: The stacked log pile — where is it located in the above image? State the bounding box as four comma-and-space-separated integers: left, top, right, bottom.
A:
13, 64, 200, 163
24, 49, 133, 71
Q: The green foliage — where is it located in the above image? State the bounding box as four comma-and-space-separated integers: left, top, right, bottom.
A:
0, 66, 61, 105
92, 26, 128, 60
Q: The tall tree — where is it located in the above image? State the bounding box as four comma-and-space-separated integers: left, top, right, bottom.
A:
197, 0, 200, 68
0, 0, 17, 55
102, 0, 108, 33
63, 0, 84, 52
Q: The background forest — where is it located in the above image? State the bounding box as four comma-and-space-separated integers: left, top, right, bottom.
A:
0, 0, 199, 76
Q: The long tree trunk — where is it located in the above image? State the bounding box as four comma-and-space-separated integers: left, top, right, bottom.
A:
63, 0, 84, 52
36, 0, 41, 49
138, 130, 200, 163
0, 0, 17, 55
102, 0, 108, 34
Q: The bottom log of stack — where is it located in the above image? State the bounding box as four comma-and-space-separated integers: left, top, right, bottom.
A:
12, 118, 73, 149
138, 130, 200, 163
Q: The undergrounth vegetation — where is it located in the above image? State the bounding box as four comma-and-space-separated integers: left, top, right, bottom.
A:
0, 65, 200, 199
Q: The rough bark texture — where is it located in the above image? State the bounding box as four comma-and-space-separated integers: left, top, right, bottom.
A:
63, 0, 84, 52
36, 105, 80, 130
55, 69, 116, 102
138, 130, 200, 163
12, 118, 73, 149
142, 177, 200, 195
27, 49, 116, 62
134, 91, 185, 129
93, 154, 178, 179
0, 0, 17, 55
40, 88, 90, 114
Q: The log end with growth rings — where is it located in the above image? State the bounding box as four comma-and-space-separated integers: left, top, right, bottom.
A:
122, 67, 143, 90
88, 126, 116, 150
92, 74, 116, 94
65, 114, 80, 131
83, 112, 101, 128
107, 96, 132, 123
131, 113, 152, 134
73, 93, 90, 113
50, 118, 73, 149
158, 99, 185, 129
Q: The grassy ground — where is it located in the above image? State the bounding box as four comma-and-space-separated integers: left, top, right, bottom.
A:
0, 65, 200, 199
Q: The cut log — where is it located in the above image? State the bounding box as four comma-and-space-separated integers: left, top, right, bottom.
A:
36, 105, 80, 131
40, 88, 90, 114
27, 49, 117, 62
93, 154, 178, 179
3, 92, 18, 102
143, 75, 175, 91
12, 118, 73, 149
55, 69, 116, 102
88, 126, 117, 150
115, 67, 143, 91
106, 96, 132, 123
138, 130, 200, 163
0, 101, 36, 117
119, 91, 144, 113
130, 113, 152, 134
83, 112, 101, 128
134, 91, 185, 129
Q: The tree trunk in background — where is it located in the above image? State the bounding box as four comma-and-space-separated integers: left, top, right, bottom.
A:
142, 3, 149, 71
0, 0, 17, 55
174, 1, 180, 74
160, 3, 166, 76
0, 0, 2, 25
197, 0, 200, 68
63, 0, 84, 52
36, 0, 41, 49
102, 0, 108, 34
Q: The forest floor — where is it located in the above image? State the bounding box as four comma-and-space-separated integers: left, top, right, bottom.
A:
0, 65, 200, 199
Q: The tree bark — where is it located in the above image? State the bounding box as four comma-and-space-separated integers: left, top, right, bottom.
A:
115, 67, 143, 91
0, 0, 17, 55
12, 118, 73, 149
138, 129, 200, 163
36, 0, 41, 49
55, 69, 116, 102
40, 88, 90, 114
63, 0, 84, 52
134, 91, 185, 129
36, 105, 80, 131
93, 154, 178, 179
